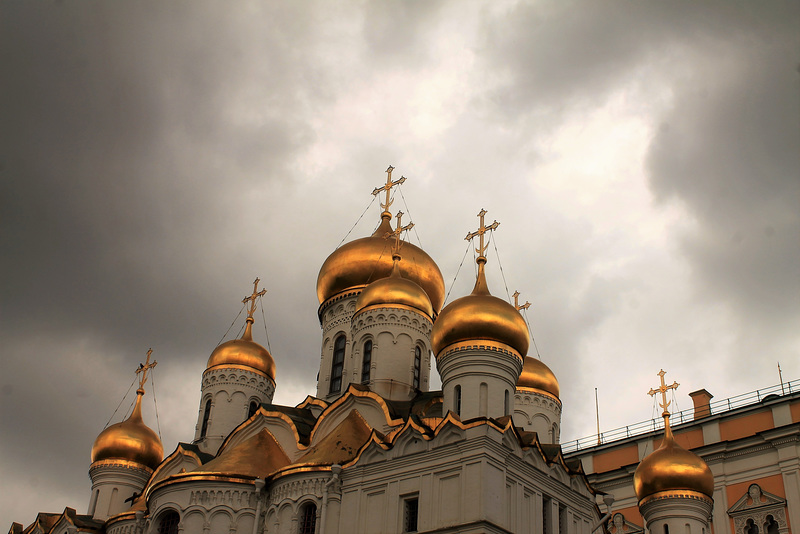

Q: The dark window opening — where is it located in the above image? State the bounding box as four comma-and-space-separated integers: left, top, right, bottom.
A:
765, 516, 779, 534
299, 503, 317, 534
330, 335, 346, 394
247, 400, 259, 420
404, 497, 419, 532
664, 525, 670, 534
454, 385, 462, 416
543, 495, 551, 534
200, 399, 211, 438
158, 510, 180, 534
413, 346, 421, 388
361, 340, 372, 383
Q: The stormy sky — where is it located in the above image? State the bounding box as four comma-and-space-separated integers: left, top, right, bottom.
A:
1, 0, 798, 526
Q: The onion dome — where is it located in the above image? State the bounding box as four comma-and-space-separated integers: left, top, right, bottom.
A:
206, 317, 276, 380
432, 258, 529, 357
634, 416, 714, 502
91, 390, 163, 470
317, 213, 445, 313
355, 253, 433, 317
517, 356, 560, 399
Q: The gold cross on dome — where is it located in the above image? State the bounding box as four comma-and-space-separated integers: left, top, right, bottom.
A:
465, 209, 500, 259
372, 165, 407, 213
648, 369, 679, 417
386, 211, 414, 254
513, 290, 531, 311
243, 277, 267, 319
136, 348, 158, 390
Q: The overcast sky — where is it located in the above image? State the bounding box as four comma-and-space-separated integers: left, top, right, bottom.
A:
1, 0, 798, 527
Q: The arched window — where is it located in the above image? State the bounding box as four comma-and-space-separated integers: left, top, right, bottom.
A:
361, 340, 372, 383
329, 335, 346, 394
247, 400, 259, 420
504, 389, 510, 415
454, 385, 462, 416
299, 502, 317, 534
200, 399, 212, 438
744, 519, 758, 534
157, 510, 180, 534
765, 516, 779, 534
664, 525, 670, 534
413, 346, 421, 388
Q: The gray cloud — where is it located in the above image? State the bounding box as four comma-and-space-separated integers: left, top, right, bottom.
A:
1, 0, 798, 527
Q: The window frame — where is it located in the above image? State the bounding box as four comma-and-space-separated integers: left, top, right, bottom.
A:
361, 339, 373, 383
329, 334, 346, 394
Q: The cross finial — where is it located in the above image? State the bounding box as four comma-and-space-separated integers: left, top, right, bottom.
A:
372, 165, 407, 217
513, 290, 531, 311
243, 277, 267, 319
385, 210, 415, 256
648, 369, 679, 418
465, 209, 500, 262
135, 348, 158, 392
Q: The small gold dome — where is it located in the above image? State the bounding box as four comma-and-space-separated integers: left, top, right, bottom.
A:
317, 215, 445, 312
518, 356, 560, 399
91, 392, 163, 470
633, 422, 714, 501
432, 261, 529, 357
355, 255, 433, 317
206, 318, 276, 380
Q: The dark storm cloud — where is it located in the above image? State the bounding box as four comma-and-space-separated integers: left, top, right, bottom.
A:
0, 2, 322, 522
646, 8, 800, 364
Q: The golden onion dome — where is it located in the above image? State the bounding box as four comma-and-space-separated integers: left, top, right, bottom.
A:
206, 318, 276, 380
355, 254, 433, 317
91, 391, 163, 470
432, 259, 529, 357
517, 356, 560, 399
317, 214, 445, 313
633, 419, 714, 502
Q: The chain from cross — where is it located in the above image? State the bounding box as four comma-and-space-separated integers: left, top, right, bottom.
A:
385, 210, 415, 254
465, 209, 500, 258
648, 369, 679, 417
372, 165, 407, 213
136, 348, 158, 390
243, 277, 267, 319
513, 290, 531, 311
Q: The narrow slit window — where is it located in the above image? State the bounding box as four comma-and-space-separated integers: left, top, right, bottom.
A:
454, 385, 462, 416
299, 503, 317, 534
361, 340, 372, 383
413, 346, 421, 388
200, 399, 212, 438
404, 497, 419, 532
330, 335, 346, 394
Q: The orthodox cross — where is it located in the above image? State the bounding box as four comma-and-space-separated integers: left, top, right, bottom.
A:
648, 369, 679, 417
386, 211, 414, 254
136, 348, 158, 390
372, 165, 406, 213
465, 209, 500, 259
513, 290, 531, 311
243, 277, 267, 319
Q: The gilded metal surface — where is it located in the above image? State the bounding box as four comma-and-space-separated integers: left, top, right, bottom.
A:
354, 256, 433, 317
316, 213, 445, 311
198, 429, 290, 478
432, 210, 528, 357
638, 489, 713, 507
432, 262, 529, 357
517, 356, 560, 399
91, 393, 163, 469
206, 322, 276, 379
242, 277, 267, 318
513, 290, 531, 311
634, 370, 713, 500
372, 165, 406, 217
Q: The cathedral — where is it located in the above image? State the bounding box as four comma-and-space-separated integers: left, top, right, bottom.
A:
9, 168, 754, 534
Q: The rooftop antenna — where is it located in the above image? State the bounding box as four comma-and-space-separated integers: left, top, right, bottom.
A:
595, 387, 601, 445
778, 362, 785, 395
